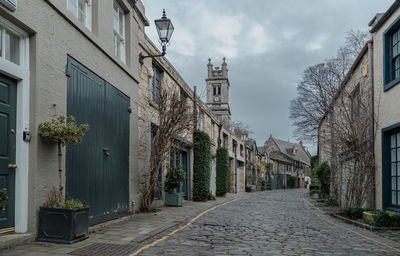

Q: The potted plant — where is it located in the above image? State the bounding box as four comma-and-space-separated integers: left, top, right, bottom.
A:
164, 165, 185, 207
37, 116, 90, 244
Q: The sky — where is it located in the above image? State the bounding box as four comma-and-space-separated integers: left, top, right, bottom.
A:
141, 0, 394, 154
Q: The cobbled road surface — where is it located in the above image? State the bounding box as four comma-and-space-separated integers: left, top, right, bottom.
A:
138, 189, 399, 256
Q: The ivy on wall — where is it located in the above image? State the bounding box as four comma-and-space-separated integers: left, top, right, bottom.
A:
216, 147, 230, 196
193, 130, 212, 201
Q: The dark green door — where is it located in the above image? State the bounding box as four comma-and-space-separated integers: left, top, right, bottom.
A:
0, 74, 16, 229
66, 57, 130, 225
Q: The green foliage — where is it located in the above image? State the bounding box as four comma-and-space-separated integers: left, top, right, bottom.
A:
266, 163, 273, 171
165, 165, 186, 193
343, 207, 364, 220
315, 162, 330, 198
309, 189, 320, 196
247, 175, 256, 185
38, 115, 89, 146
207, 191, 216, 200
216, 147, 230, 196
43, 187, 84, 209
0, 188, 8, 212
64, 199, 84, 209
324, 196, 338, 206
193, 130, 212, 201
373, 211, 391, 227
290, 176, 297, 188
311, 155, 319, 169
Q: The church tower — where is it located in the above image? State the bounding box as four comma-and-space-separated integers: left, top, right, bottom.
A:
206, 57, 231, 128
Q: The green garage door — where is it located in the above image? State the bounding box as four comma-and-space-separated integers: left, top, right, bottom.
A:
66, 57, 130, 225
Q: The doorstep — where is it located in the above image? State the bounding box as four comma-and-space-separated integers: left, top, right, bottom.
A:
0, 232, 35, 250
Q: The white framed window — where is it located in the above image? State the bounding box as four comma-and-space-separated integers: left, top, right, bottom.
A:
0, 16, 28, 68
67, 0, 92, 30
113, 1, 126, 63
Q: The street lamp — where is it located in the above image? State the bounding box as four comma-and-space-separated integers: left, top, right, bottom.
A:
139, 9, 174, 65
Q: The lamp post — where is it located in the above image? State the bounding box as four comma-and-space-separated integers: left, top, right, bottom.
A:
139, 9, 174, 65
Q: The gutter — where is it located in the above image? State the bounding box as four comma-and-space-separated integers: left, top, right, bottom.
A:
368, 41, 376, 209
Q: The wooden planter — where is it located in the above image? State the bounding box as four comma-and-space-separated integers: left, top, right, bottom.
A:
38, 207, 89, 244
165, 193, 183, 207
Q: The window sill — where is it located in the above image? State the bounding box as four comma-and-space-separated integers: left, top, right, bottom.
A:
386, 206, 400, 213
384, 78, 400, 92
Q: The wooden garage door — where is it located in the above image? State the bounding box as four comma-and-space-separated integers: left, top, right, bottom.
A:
66, 57, 130, 225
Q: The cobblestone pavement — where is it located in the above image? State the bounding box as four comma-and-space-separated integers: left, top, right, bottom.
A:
138, 190, 400, 256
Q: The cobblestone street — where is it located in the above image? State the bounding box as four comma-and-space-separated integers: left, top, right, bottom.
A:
138, 190, 400, 256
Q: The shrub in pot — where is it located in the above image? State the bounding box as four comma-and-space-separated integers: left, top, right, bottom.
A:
165, 165, 185, 207
37, 116, 90, 244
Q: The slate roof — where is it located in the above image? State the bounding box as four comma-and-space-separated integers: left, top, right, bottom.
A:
257, 146, 265, 154
370, 0, 400, 33
270, 152, 293, 164
270, 137, 311, 166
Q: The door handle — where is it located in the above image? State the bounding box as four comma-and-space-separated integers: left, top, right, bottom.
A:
8, 164, 17, 169
102, 148, 110, 157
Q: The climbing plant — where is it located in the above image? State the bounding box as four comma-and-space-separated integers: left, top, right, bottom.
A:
216, 147, 229, 196
193, 130, 212, 201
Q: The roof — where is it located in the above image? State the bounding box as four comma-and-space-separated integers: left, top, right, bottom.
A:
271, 137, 311, 165
270, 152, 293, 164
319, 41, 371, 126
257, 146, 265, 154
370, 1, 400, 33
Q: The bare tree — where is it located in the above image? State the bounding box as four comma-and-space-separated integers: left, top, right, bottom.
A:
141, 88, 193, 211
289, 30, 370, 143
329, 86, 377, 208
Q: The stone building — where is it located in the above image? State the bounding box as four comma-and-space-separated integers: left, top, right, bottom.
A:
370, 0, 400, 211
0, 0, 146, 234
206, 58, 231, 129
264, 136, 311, 189
138, 31, 245, 206
318, 42, 373, 208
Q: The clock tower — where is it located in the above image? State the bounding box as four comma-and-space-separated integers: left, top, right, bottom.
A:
206, 57, 231, 128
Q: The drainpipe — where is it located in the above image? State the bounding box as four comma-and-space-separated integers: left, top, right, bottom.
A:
368, 40, 376, 210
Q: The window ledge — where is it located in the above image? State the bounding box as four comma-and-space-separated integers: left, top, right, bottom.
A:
386, 206, 400, 213
384, 78, 400, 92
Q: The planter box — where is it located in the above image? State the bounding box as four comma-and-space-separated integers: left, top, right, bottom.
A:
38, 207, 89, 244
165, 193, 183, 207
363, 211, 374, 223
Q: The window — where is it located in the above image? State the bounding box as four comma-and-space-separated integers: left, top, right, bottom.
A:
113, 1, 125, 62
383, 18, 400, 91
390, 132, 400, 207
212, 83, 221, 96
198, 111, 204, 130
0, 26, 20, 65
67, 0, 91, 30
211, 121, 215, 140
351, 86, 360, 121
152, 65, 161, 101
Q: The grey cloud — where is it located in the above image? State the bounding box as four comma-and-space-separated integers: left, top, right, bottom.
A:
142, 0, 394, 154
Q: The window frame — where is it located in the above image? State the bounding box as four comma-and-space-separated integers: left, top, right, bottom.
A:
382, 122, 400, 211
113, 0, 126, 63
152, 65, 161, 102
383, 15, 400, 91
67, 0, 92, 30
0, 16, 28, 68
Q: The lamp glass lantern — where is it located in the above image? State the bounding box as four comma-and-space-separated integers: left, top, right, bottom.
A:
139, 9, 174, 65
154, 9, 174, 51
